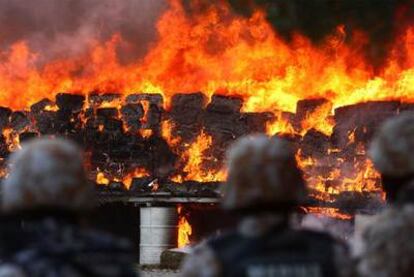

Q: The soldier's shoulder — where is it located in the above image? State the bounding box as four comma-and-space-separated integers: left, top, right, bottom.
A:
76, 227, 134, 252
205, 229, 241, 249
296, 228, 338, 241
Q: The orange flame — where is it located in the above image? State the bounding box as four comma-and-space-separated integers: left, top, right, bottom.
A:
266, 112, 296, 136
177, 205, 192, 248
300, 102, 334, 136
0, 2, 410, 112
122, 168, 150, 189
0, 0, 411, 217
2, 128, 22, 152
96, 172, 110, 186
173, 130, 226, 182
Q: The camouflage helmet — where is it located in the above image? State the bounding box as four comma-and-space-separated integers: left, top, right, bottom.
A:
222, 134, 306, 211
357, 205, 414, 277
369, 112, 414, 177
1, 138, 93, 212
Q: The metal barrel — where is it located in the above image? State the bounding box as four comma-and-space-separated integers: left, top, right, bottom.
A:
139, 206, 178, 265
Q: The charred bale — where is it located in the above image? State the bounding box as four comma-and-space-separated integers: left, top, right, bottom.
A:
0, 107, 11, 130
108, 181, 127, 192
10, 112, 30, 131
55, 93, 85, 112
126, 93, 163, 107
121, 104, 144, 131
0, 135, 9, 158
96, 108, 119, 119
300, 129, 331, 158
88, 93, 121, 107
30, 98, 55, 114
141, 104, 163, 134
54, 110, 82, 135
170, 93, 206, 141
145, 136, 177, 178
206, 95, 243, 114
129, 177, 154, 193
203, 95, 250, 161
33, 111, 57, 134
241, 112, 274, 134
332, 101, 400, 148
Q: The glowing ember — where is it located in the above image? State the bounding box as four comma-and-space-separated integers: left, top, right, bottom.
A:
139, 129, 153, 139
303, 207, 353, 220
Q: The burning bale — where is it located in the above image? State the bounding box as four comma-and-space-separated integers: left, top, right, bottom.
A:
0, 91, 399, 220
0, 1, 409, 223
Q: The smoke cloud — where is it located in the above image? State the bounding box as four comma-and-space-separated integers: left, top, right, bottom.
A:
0, 0, 168, 64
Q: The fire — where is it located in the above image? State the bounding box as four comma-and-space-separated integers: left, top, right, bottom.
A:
177, 205, 192, 248
0, 0, 411, 217
2, 128, 22, 152
161, 120, 181, 147
123, 168, 150, 189
96, 172, 110, 186
0, 1, 410, 113
173, 130, 226, 182
139, 129, 153, 138
300, 102, 334, 137
266, 112, 296, 136
303, 207, 353, 221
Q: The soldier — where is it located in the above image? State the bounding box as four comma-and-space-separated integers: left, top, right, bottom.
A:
356, 205, 414, 277
369, 112, 414, 203
0, 138, 137, 277
181, 135, 350, 277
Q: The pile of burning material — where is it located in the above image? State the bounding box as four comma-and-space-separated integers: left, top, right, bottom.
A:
0, 91, 406, 218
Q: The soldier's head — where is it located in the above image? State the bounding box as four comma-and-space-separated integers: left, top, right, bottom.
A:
222, 134, 306, 214
357, 205, 414, 277
1, 138, 93, 213
369, 112, 414, 202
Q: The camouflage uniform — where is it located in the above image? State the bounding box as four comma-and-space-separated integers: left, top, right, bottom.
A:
181, 135, 351, 277
0, 138, 138, 277
0, 212, 136, 277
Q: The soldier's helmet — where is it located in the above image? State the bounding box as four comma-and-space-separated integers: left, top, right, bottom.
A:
369, 112, 414, 177
1, 138, 93, 212
222, 135, 306, 212
357, 205, 414, 277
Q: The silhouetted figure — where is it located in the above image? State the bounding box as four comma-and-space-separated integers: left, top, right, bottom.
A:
0, 138, 137, 277
369, 112, 414, 204
181, 135, 350, 277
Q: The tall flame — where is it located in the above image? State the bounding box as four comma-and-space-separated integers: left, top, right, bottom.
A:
177, 205, 192, 248
0, 1, 411, 112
